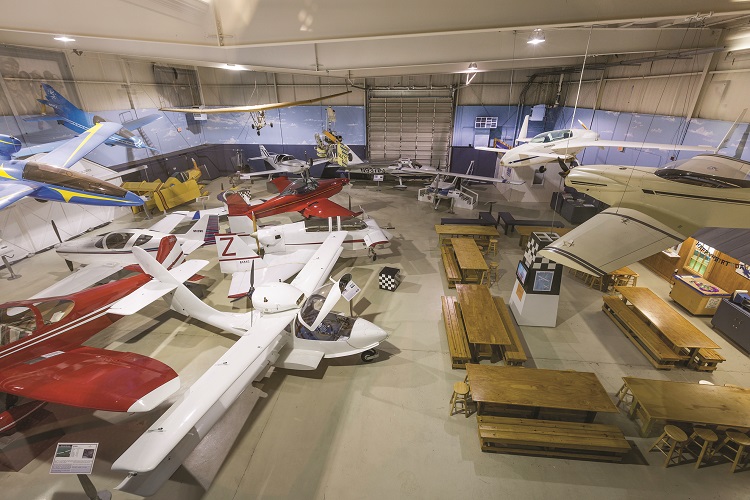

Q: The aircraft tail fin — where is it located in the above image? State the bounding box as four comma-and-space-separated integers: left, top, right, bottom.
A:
155, 235, 186, 270
0, 134, 22, 160
216, 233, 262, 273
517, 115, 531, 144
259, 145, 270, 158
222, 190, 256, 216
183, 214, 219, 244
38, 83, 82, 119
270, 176, 292, 193
715, 108, 747, 154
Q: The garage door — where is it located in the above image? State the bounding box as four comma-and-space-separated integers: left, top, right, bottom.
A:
367, 89, 454, 169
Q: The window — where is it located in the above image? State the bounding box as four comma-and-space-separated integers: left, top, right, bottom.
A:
685, 242, 715, 276
134, 234, 153, 247
104, 232, 133, 249
33, 299, 75, 324
0, 306, 37, 346
474, 117, 498, 129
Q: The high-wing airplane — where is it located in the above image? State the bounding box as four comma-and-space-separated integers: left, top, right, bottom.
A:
160, 90, 352, 135
315, 130, 364, 168
476, 115, 726, 172
56, 212, 218, 270
222, 175, 359, 220
0, 236, 198, 435
218, 216, 393, 297
111, 232, 388, 496
240, 145, 329, 179
538, 155, 750, 276
27, 83, 160, 151
0, 121, 144, 210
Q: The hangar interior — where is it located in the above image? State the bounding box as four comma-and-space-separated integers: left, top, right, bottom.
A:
1, 1, 750, 499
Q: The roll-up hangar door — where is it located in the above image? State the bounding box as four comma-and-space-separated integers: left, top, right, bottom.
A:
367, 89, 454, 168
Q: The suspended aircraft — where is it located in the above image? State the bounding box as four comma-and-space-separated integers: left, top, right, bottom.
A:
55, 212, 218, 272
538, 155, 750, 276
240, 145, 329, 179
222, 175, 359, 220
160, 90, 352, 135
0, 121, 144, 210
476, 115, 727, 172
0, 236, 198, 435
315, 130, 364, 168
111, 232, 388, 496
218, 216, 392, 298
27, 83, 160, 151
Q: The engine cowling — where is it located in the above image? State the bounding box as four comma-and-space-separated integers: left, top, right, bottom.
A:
251, 282, 304, 313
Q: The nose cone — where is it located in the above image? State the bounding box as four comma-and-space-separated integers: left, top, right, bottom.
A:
124, 190, 145, 206
347, 318, 388, 350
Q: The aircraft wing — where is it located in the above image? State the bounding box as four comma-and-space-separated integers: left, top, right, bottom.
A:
300, 199, 361, 219
160, 90, 352, 114
228, 264, 306, 299
568, 139, 717, 153
28, 263, 123, 299
0, 346, 179, 412
290, 231, 346, 296
38, 122, 123, 169
149, 213, 187, 234
240, 168, 286, 179
399, 168, 525, 186
122, 114, 161, 131
0, 181, 36, 210
13, 139, 70, 159
537, 207, 685, 276
474, 146, 508, 157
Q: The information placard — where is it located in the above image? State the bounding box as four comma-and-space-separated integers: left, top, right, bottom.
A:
50, 443, 99, 474
341, 280, 361, 301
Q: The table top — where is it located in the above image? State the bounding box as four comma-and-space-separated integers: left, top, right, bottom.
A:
673, 275, 730, 296
451, 238, 488, 271
624, 377, 750, 428
610, 266, 637, 277
467, 364, 618, 413
616, 287, 720, 349
456, 284, 510, 346
435, 225, 500, 237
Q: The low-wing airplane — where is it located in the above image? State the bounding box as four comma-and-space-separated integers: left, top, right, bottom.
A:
56, 212, 218, 270
476, 115, 727, 172
160, 90, 352, 135
0, 236, 197, 435
240, 145, 329, 179
27, 83, 160, 151
537, 155, 750, 276
0, 121, 144, 210
218, 216, 393, 297
222, 175, 359, 220
111, 232, 388, 496
346, 157, 443, 188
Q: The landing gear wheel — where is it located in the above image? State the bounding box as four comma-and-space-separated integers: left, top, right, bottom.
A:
270, 123, 274, 128
257, 130, 261, 136
251, 124, 256, 129
361, 349, 379, 362
538, 165, 546, 174
570, 159, 579, 167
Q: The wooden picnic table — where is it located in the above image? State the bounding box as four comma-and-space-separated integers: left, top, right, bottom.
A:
617, 286, 720, 358
466, 364, 618, 422
623, 377, 750, 436
435, 224, 500, 248
456, 284, 510, 360
451, 238, 488, 285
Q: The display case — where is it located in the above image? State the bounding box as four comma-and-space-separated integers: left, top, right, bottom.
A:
670, 275, 731, 316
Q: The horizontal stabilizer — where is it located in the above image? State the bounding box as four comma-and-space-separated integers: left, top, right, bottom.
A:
122, 114, 161, 131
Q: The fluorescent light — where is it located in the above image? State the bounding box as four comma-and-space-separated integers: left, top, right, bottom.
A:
467, 62, 478, 72
223, 64, 244, 71
54, 36, 76, 43
527, 29, 545, 45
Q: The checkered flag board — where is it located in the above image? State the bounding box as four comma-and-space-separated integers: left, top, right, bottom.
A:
378, 267, 402, 291
523, 232, 561, 269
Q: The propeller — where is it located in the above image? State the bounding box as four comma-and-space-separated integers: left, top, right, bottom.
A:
251, 211, 261, 254
577, 119, 589, 130
51, 220, 74, 272
230, 260, 256, 305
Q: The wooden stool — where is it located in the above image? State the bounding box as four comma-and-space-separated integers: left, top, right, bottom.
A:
615, 383, 634, 410
714, 430, 750, 473
487, 238, 498, 256
488, 262, 500, 286
687, 427, 719, 469
449, 381, 472, 418
649, 425, 689, 467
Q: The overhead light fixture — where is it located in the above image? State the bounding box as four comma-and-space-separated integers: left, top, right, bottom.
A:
223, 63, 244, 71
527, 29, 545, 45
54, 36, 76, 43
465, 62, 479, 85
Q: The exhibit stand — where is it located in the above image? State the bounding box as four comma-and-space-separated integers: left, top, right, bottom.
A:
509, 232, 563, 327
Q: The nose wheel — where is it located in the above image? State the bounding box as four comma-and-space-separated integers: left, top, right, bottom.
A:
361, 349, 379, 362
368, 248, 377, 261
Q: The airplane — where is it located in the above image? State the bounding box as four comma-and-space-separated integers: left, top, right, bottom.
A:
27, 83, 160, 151
346, 157, 443, 188
55, 212, 218, 270
217, 216, 393, 298
0, 121, 144, 210
315, 130, 364, 168
111, 232, 388, 496
239, 145, 329, 179
160, 90, 353, 135
476, 115, 728, 172
0, 236, 199, 435
221, 175, 360, 220
537, 155, 750, 276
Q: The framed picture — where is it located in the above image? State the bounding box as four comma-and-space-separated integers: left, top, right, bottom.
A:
533, 270, 555, 292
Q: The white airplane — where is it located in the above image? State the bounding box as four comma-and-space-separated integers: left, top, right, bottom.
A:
218, 216, 393, 298
110, 232, 388, 496
476, 115, 727, 172
55, 212, 218, 269
347, 157, 444, 188
538, 155, 750, 276
240, 145, 329, 179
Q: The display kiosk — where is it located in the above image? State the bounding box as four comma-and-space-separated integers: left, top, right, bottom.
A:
509, 232, 564, 327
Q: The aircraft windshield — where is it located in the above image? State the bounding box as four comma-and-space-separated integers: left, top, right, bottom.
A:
33, 299, 75, 325
296, 282, 352, 341
23, 163, 128, 197
529, 129, 573, 143
281, 178, 319, 196
304, 218, 367, 232
277, 155, 293, 162
105, 232, 134, 249
0, 306, 37, 346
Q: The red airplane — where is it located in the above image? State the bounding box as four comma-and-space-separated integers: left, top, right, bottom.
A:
223, 176, 360, 219
0, 237, 197, 435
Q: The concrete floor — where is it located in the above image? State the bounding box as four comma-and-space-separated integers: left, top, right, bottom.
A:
1, 177, 749, 499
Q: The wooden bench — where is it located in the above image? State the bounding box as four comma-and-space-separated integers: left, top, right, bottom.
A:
440, 246, 462, 288
441, 296, 472, 369
496, 211, 565, 235
602, 296, 686, 370
689, 348, 726, 372
493, 297, 527, 366
477, 415, 631, 462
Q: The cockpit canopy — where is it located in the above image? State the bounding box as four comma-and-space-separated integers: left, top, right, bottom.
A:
656, 155, 750, 188
23, 163, 128, 197
529, 129, 573, 143
280, 178, 319, 196
296, 282, 352, 341
277, 154, 294, 162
